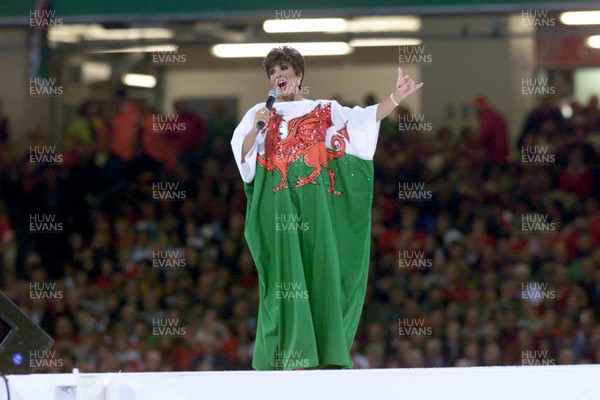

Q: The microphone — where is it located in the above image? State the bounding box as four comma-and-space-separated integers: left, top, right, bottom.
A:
257, 89, 280, 130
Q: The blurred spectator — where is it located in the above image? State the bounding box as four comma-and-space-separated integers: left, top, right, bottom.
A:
165, 100, 207, 175
65, 100, 108, 166
473, 95, 509, 167
110, 88, 141, 162
363, 93, 377, 107
171, 101, 206, 153
140, 101, 178, 171
203, 102, 236, 162
558, 147, 593, 199
0, 200, 15, 275
583, 95, 600, 133
518, 97, 565, 148
0, 98, 9, 147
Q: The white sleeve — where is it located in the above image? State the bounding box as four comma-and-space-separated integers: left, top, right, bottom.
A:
329, 101, 381, 160
231, 104, 261, 183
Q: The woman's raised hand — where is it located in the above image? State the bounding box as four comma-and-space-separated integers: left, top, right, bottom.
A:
393, 67, 423, 103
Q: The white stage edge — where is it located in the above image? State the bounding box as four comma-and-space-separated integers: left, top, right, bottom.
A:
5, 365, 600, 400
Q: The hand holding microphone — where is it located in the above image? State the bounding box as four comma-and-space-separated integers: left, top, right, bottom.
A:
242, 89, 280, 160
254, 89, 280, 130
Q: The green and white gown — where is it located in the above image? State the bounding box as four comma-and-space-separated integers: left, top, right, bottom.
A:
231, 99, 380, 370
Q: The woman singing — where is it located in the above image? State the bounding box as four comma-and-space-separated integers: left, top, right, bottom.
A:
231, 46, 423, 370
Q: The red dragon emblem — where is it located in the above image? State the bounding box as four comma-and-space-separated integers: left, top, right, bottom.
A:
257, 103, 350, 194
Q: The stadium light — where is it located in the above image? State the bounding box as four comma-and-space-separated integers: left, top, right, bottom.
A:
587, 35, 600, 48
263, 16, 420, 33
87, 45, 179, 54
345, 16, 421, 32
211, 42, 353, 58
349, 38, 422, 47
560, 11, 600, 25
263, 18, 346, 33
49, 24, 173, 44
121, 73, 157, 88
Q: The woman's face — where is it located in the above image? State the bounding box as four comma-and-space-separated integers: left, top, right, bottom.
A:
268, 62, 302, 96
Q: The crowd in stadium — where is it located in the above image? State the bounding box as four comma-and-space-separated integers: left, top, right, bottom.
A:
0, 91, 598, 372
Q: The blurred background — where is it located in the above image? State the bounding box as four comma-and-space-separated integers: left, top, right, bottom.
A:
0, 0, 599, 372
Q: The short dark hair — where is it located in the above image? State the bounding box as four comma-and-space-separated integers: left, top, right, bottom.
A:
263, 46, 305, 89
115, 86, 127, 100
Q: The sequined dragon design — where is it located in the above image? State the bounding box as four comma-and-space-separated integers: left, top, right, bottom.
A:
258, 103, 350, 194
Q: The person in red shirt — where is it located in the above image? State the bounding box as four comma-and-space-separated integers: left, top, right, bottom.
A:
165, 101, 207, 174
171, 101, 206, 152
474, 95, 509, 166
559, 147, 593, 198
139, 101, 178, 171
0, 202, 14, 260
110, 88, 141, 162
